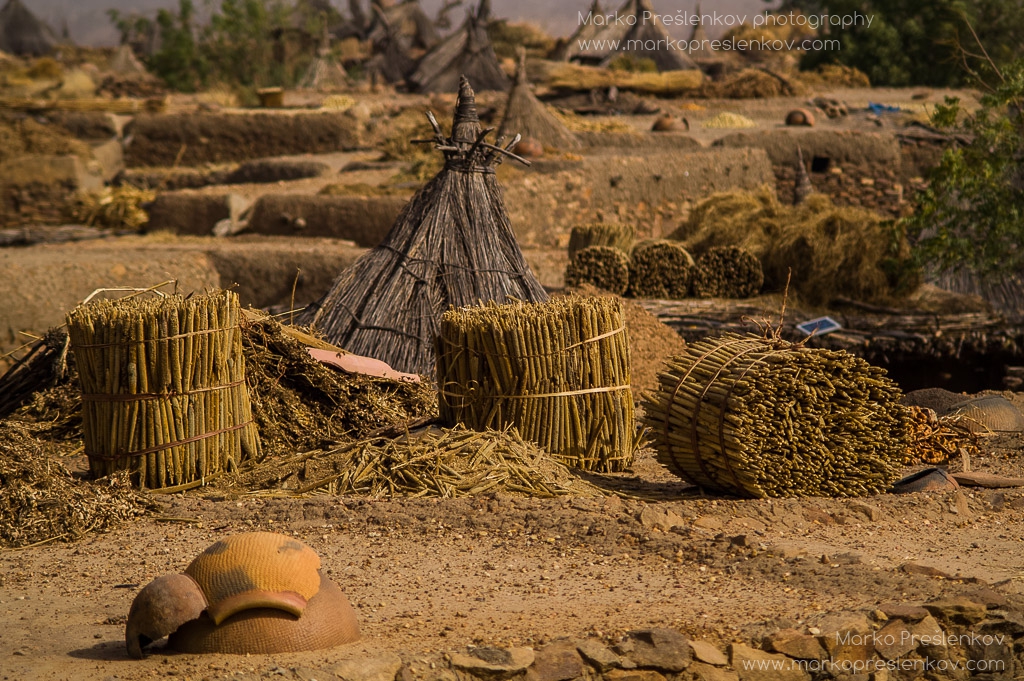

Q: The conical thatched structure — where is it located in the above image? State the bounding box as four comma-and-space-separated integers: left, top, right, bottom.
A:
555, 0, 603, 61
299, 23, 350, 90
365, 4, 416, 85
687, 3, 714, 61
110, 44, 148, 76
0, 0, 57, 56
302, 77, 548, 374
499, 51, 580, 151
571, 0, 698, 72
366, 0, 438, 50
409, 0, 508, 93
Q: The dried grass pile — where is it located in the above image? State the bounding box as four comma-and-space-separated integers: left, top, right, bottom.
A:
565, 246, 630, 295
642, 333, 910, 498
0, 116, 89, 165
67, 290, 262, 490
701, 112, 756, 129
567, 222, 636, 259
437, 295, 637, 472
227, 425, 603, 499
675, 190, 917, 304
692, 246, 764, 298
551, 109, 635, 134
0, 423, 151, 548
904, 406, 978, 466
240, 313, 437, 454
702, 68, 792, 99
629, 240, 695, 299
64, 186, 155, 231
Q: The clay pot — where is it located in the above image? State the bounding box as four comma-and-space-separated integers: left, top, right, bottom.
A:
785, 108, 816, 127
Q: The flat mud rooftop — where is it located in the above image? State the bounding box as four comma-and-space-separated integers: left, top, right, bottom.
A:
3, 442, 1024, 681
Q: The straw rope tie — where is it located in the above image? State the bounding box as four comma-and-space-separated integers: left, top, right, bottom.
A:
72, 326, 240, 349
440, 381, 631, 401
89, 421, 255, 462
81, 379, 246, 403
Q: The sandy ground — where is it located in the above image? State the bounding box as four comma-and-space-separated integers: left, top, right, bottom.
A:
2, 441, 1023, 681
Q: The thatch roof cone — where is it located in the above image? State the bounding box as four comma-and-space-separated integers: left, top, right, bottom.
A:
794, 146, 814, 205
0, 0, 57, 56
499, 51, 581, 150
687, 3, 714, 60
569, 0, 699, 72
408, 0, 508, 93
556, 0, 604, 61
110, 44, 148, 76
301, 77, 548, 374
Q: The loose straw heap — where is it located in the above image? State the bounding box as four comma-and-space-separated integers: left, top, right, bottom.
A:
66, 290, 262, 489
229, 425, 604, 499
568, 223, 636, 259
565, 246, 631, 296
642, 333, 910, 498
629, 240, 696, 299
904, 406, 978, 466
692, 246, 764, 298
437, 296, 637, 472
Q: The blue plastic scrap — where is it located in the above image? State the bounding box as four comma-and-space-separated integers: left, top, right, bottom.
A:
867, 102, 902, 115
795, 316, 842, 336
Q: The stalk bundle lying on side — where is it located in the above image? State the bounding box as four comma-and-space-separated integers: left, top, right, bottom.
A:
436, 295, 637, 472
66, 290, 261, 489
692, 246, 764, 298
629, 240, 695, 299
565, 246, 631, 295
642, 333, 910, 498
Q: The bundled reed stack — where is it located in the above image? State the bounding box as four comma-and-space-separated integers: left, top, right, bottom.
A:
66, 291, 261, 490
302, 77, 547, 375
567, 222, 635, 259
629, 240, 695, 299
692, 246, 764, 298
436, 296, 637, 472
565, 246, 630, 295
642, 333, 910, 498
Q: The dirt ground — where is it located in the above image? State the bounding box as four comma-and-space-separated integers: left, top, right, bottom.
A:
3, 428, 1024, 681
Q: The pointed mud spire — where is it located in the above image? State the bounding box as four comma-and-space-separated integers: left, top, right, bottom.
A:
794, 145, 815, 205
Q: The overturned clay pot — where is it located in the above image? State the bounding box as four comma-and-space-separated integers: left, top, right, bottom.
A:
126, 532, 360, 657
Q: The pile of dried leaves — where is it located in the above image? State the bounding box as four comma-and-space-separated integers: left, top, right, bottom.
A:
0, 423, 151, 548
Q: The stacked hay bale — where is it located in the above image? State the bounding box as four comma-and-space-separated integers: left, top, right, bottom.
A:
567, 222, 636, 259
565, 246, 631, 295
692, 246, 764, 298
436, 296, 636, 472
66, 291, 262, 490
643, 334, 910, 498
629, 240, 696, 299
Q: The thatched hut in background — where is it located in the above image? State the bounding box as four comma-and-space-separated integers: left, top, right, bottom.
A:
686, 3, 714, 61
365, 4, 417, 85
299, 24, 350, 90
0, 0, 57, 57
567, 0, 698, 72
109, 44, 147, 76
302, 77, 548, 374
408, 0, 508, 93
553, 0, 603, 61
366, 0, 438, 51
499, 51, 580, 151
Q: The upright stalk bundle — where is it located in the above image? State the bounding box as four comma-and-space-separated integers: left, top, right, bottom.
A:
567, 223, 636, 259
642, 333, 909, 498
67, 290, 261, 489
437, 296, 637, 472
